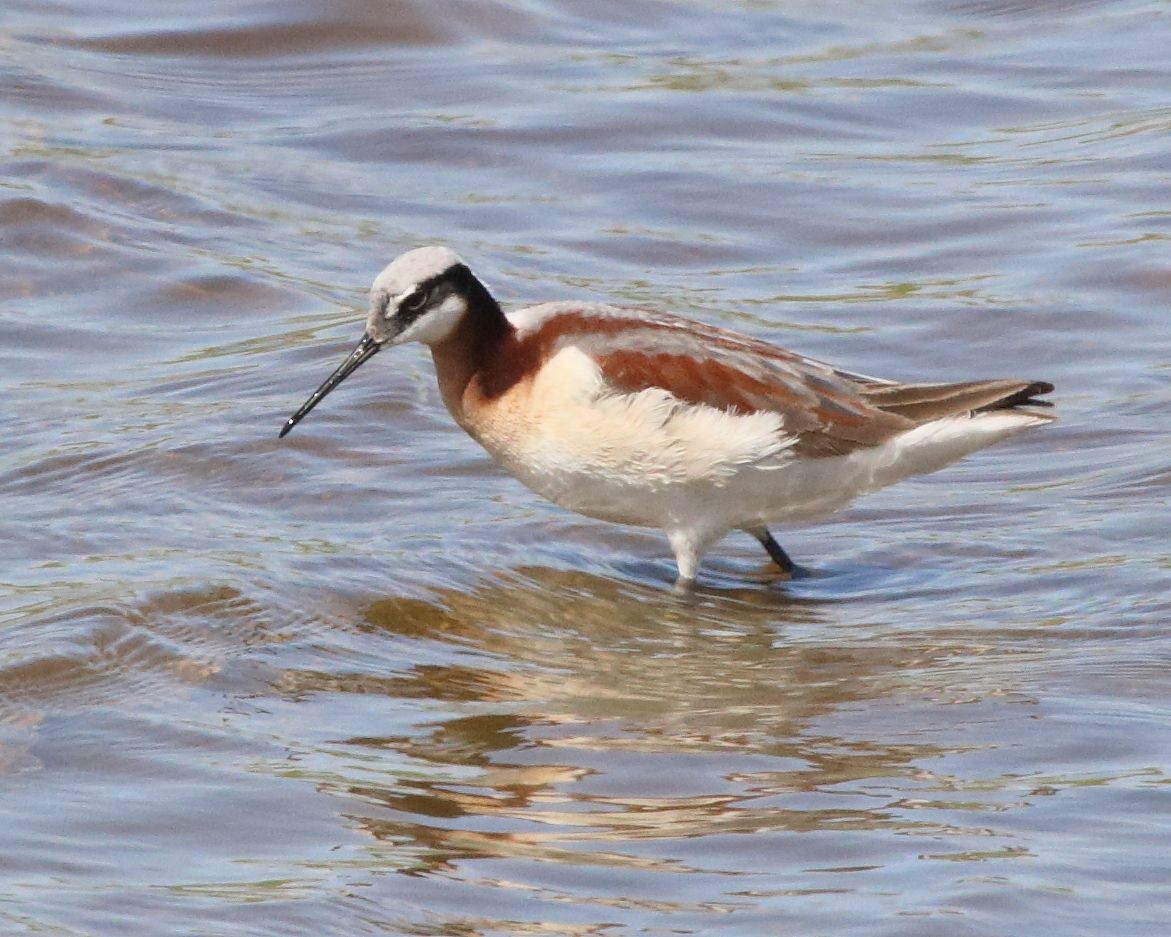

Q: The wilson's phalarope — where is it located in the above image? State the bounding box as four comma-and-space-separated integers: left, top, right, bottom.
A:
280, 246, 1054, 586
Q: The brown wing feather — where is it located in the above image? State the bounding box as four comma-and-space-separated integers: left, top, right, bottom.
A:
491, 306, 1054, 458
596, 348, 917, 457
518, 309, 916, 457
861, 379, 1055, 422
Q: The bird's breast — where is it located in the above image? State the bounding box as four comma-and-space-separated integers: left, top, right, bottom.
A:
448, 347, 798, 527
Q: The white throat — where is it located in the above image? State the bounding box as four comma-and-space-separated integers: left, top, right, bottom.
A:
391, 293, 468, 347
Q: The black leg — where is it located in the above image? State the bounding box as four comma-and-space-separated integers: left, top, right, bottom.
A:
747, 526, 794, 575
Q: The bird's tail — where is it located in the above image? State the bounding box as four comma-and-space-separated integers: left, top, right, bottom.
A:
859, 379, 1055, 424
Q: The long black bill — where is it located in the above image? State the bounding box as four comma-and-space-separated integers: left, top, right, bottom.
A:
279, 334, 382, 438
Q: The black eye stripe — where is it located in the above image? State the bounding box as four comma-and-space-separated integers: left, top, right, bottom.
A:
402, 288, 428, 311
396, 263, 473, 322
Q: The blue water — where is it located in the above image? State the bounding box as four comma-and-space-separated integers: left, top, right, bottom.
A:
2, 1, 1169, 934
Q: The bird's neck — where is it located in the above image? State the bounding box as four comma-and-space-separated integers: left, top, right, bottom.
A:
429, 281, 513, 425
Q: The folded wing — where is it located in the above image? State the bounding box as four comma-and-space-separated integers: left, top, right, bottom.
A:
514, 305, 1053, 458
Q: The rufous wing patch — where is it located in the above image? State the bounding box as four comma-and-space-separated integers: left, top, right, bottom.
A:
589, 344, 911, 458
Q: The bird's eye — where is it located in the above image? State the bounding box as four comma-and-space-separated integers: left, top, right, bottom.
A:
402, 289, 429, 314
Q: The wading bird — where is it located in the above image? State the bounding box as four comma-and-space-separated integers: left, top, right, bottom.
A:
280, 247, 1053, 587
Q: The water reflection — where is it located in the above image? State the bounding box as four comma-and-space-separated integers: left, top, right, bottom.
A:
5, 0, 1171, 931
263, 569, 1012, 881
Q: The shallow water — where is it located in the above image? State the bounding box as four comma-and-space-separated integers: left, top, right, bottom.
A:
2, 0, 1170, 934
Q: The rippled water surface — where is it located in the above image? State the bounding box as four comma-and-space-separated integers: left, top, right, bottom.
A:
3, 1, 1170, 934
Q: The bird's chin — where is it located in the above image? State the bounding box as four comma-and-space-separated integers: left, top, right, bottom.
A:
364, 325, 399, 346
366, 318, 417, 347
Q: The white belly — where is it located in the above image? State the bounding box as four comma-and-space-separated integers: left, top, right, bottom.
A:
465, 346, 1046, 535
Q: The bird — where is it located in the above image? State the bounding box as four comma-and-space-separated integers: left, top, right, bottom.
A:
279, 246, 1054, 587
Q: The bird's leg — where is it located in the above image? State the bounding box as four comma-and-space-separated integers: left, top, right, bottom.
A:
669, 522, 721, 590
666, 528, 706, 590
746, 526, 794, 575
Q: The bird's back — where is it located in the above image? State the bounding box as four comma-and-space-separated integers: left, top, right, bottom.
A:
447, 303, 1055, 529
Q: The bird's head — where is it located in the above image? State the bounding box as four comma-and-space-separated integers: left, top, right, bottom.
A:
279, 246, 485, 438
365, 245, 472, 347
